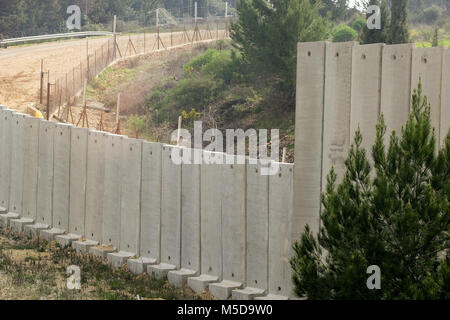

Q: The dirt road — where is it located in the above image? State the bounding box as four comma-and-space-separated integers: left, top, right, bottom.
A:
0, 31, 213, 112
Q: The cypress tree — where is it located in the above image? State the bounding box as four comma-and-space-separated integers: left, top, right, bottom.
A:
360, 0, 389, 44
389, 0, 409, 44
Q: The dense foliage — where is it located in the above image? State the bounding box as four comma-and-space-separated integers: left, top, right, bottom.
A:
290, 84, 450, 299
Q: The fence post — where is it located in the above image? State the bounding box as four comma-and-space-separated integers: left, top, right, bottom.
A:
40, 59, 44, 105
46, 71, 50, 120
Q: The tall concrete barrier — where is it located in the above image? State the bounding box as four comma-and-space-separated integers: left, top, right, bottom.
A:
211, 157, 246, 299
11, 116, 41, 232
350, 43, 383, 152
322, 41, 355, 186
84, 131, 106, 243
68, 127, 89, 236
411, 47, 444, 146
440, 48, 450, 145
34, 121, 56, 228
188, 151, 224, 293
149, 145, 182, 278
294, 41, 326, 240
52, 123, 72, 231
119, 137, 142, 254
102, 134, 123, 249
380, 44, 415, 137
130, 141, 162, 273
8, 113, 26, 215
244, 162, 269, 294
267, 163, 294, 299
0, 109, 13, 213
168, 148, 201, 287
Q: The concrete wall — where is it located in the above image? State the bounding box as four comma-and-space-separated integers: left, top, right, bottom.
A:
294, 42, 450, 251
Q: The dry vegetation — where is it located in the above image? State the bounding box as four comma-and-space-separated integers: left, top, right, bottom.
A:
0, 228, 210, 300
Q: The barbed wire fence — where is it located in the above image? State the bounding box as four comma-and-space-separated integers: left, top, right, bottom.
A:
43, 2, 236, 131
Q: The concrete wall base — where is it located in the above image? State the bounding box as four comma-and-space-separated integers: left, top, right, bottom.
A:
89, 246, 116, 259
254, 294, 289, 300
55, 234, 81, 247
127, 257, 157, 275
0, 207, 6, 214
40, 228, 65, 242
107, 251, 135, 269
0, 212, 20, 227
168, 268, 197, 288
232, 287, 265, 300
10, 218, 34, 233
209, 281, 242, 300
187, 274, 219, 294
147, 263, 176, 280
72, 239, 98, 254
24, 223, 49, 238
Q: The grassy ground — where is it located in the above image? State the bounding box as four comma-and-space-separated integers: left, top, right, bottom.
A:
0, 228, 206, 300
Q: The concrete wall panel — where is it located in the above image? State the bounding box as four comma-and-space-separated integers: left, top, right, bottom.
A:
440, 49, 450, 145
52, 123, 72, 230
120, 138, 142, 254
200, 151, 223, 278
85, 131, 106, 242
9, 113, 26, 214
102, 134, 123, 247
411, 47, 444, 146
36, 120, 55, 225
246, 162, 269, 290
181, 148, 201, 272
222, 159, 246, 284
160, 145, 182, 267
68, 127, 89, 235
0, 109, 13, 210
269, 163, 294, 298
294, 41, 326, 239
380, 44, 414, 138
322, 41, 355, 186
350, 43, 383, 153
140, 141, 162, 260
22, 117, 40, 219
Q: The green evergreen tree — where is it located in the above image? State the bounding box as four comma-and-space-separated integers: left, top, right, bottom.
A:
432, 25, 439, 47
360, 0, 389, 44
290, 83, 450, 299
230, 0, 328, 107
389, 0, 409, 44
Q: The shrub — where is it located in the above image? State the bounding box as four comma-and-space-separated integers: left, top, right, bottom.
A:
291, 83, 450, 299
332, 24, 358, 42
351, 18, 366, 33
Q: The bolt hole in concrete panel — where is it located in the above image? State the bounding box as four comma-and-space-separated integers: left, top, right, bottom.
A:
200, 151, 224, 279
181, 147, 201, 273
160, 145, 182, 268
0, 109, 13, 211
350, 43, 384, 154
246, 161, 269, 291
85, 131, 106, 242
411, 48, 445, 147
37, 120, 55, 224
380, 44, 415, 145
53, 123, 72, 231
322, 41, 355, 188
221, 154, 246, 283
9, 113, 26, 215
68, 127, 89, 236
102, 134, 123, 249
119, 138, 142, 254
140, 142, 162, 261
269, 163, 294, 298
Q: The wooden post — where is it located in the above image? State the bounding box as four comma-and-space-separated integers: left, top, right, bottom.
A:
282, 147, 287, 163
177, 115, 182, 145
115, 93, 121, 134
46, 71, 50, 120
39, 59, 44, 104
